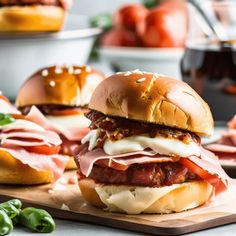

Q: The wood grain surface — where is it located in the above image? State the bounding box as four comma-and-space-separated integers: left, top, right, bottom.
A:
0, 171, 236, 235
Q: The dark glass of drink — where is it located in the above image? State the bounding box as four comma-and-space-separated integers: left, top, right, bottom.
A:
181, 43, 236, 121
181, 1, 236, 121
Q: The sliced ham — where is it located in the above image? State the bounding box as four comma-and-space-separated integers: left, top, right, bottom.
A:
76, 145, 175, 177
0, 130, 61, 146
0, 119, 62, 147
75, 144, 229, 193
206, 143, 236, 153
26, 106, 89, 141
0, 119, 44, 132
205, 116, 236, 157
0, 147, 69, 181
0, 98, 20, 115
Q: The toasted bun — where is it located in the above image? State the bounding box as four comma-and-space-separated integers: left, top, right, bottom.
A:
0, 5, 65, 32
79, 178, 213, 214
89, 71, 214, 136
0, 150, 53, 185
16, 65, 105, 109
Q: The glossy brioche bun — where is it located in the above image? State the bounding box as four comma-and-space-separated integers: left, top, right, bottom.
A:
0, 5, 66, 32
89, 70, 214, 136
0, 150, 53, 185
16, 65, 105, 109
79, 178, 213, 214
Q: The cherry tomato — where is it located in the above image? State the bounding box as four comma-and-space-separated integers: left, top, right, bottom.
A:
179, 158, 220, 186
137, 1, 187, 47
25, 145, 60, 155
100, 27, 142, 47
114, 4, 148, 31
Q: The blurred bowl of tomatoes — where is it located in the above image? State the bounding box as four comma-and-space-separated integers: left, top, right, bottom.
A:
93, 0, 187, 79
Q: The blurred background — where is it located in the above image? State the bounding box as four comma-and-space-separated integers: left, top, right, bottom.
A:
0, 0, 235, 121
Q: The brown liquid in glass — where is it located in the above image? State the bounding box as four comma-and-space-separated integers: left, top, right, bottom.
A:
181, 43, 236, 121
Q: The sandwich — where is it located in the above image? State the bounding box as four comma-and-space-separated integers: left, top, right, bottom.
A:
16, 64, 105, 169
74, 70, 229, 214
0, 95, 69, 185
0, 0, 72, 32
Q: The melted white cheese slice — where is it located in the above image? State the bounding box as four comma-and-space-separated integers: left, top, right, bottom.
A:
46, 114, 91, 129
95, 182, 211, 214
82, 129, 201, 157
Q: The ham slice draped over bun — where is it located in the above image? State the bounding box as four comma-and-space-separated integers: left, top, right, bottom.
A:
205, 115, 236, 159
74, 70, 230, 214
0, 98, 69, 184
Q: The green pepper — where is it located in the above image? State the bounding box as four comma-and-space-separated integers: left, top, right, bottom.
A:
0, 200, 21, 220
6, 199, 22, 210
0, 113, 15, 126
19, 207, 55, 233
0, 209, 13, 236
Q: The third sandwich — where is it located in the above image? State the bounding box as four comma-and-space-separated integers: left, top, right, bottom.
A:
16, 65, 105, 169
75, 70, 229, 214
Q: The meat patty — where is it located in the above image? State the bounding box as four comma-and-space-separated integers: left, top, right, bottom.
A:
78, 162, 199, 187
86, 110, 200, 145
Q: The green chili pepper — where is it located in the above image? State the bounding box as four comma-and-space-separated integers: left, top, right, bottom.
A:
0, 209, 13, 236
0, 199, 22, 226
19, 207, 55, 233
6, 199, 22, 210
0, 113, 15, 126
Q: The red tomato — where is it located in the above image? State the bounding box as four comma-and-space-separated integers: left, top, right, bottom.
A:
25, 145, 60, 155
179, 158, 220, 186
114, 4, 148, 31
137, 1, 187, 47
100, 27, 142, 47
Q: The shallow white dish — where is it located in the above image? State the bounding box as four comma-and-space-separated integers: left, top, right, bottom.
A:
0, 14, 101, 99
99, 46, 184, 79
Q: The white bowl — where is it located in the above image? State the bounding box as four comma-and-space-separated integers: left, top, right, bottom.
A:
99, 46, 184, 79
0, 15, 101, 99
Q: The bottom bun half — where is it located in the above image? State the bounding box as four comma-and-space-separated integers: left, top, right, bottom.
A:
79, 178, 213, 214
0, 5, 65, 32
0, 150, 53, 185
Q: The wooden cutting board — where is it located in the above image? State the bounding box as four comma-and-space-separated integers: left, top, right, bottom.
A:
0, 171, 236, 235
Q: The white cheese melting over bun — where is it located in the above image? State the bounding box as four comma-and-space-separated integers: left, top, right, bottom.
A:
95, 182, 212, 214
46, 114, 91, 129
82, 129, 201, 157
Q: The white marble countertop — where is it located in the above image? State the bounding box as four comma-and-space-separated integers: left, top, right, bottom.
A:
11, 219, 236, 235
